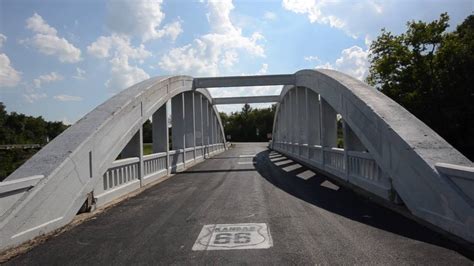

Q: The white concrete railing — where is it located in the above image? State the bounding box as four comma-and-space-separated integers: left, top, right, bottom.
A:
93, 144, 227, 207
272, 141, 391, 199
0, 175, 44, 218
143, 152, 167, 177
323, 147, 345, 173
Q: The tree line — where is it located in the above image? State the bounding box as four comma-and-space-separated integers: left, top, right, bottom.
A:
0, 102, 69, 179
219, 104, 276, 142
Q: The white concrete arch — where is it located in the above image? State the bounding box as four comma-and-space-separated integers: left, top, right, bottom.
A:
0, 75, 227, 251
272, 69, 473, 242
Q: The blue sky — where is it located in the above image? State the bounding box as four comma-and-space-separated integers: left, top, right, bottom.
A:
0, 0, 472, 124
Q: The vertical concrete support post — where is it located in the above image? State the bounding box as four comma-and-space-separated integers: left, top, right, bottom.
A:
208, 104, 213, 145
152, 102, 170, 174
307, 90, 321, 145
202, 98, 209, 157
184, 92, 195, 165
280, 99, 285, 144
320, 98, 337, 167
152, 104, 168, 152
294, 88, 299, 146
321, 98, 337, 147
288, 89, 293, 145
298, 87, 307, 157
194, 93, 203, 159
213, 115, 218, 145
284, 96, 290, 150
172, 93, 185, 150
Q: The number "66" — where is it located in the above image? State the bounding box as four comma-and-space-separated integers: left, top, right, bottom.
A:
214, 232, 251, 244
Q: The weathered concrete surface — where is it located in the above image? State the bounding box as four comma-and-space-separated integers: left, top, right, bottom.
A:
6, 144, 472, 265
0, 76, 227, 252
194, 74, 295, 88
273, 69, 474, 243
213, 95, 280, 105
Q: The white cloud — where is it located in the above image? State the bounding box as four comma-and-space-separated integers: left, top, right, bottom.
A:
257, 63, 268, 75
0, 53, 21, 88
304, 55, 320, 63
87, 34, 151, 60
263, 11, 277, 21
34, 72, 63, 88
73, 67, 86, 80
24, 13, 81, 63
0, 34, 6, 48
282, 0, 472, 40
53, 94, 83, 101
106, 0, 182, 42
105, 55, 150, 91
26, 13, 57, 35
23, 92, 47, 103
87, 34, 151, 91
159, 0, 265, 76
282, 0, 346, 29
316, 45, 369, 81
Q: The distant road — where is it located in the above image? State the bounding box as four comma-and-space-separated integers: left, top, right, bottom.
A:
6, 143, 471, 264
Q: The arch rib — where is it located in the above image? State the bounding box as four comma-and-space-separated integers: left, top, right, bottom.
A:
0, 75, 227, 251
272, 69, 474, 243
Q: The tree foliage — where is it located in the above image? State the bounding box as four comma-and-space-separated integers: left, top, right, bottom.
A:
220, 104, 276, 142
0, 102, 68, 145
367, 13, 474, 160
0, 102, 69, 179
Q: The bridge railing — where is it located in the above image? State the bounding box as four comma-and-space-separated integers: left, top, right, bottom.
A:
94, 144, 226, 207
0, 175, 44, 218
272, 141, 391, 199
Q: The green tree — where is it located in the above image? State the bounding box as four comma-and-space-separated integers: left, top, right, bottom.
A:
367, 13, 474, 160
220, 104, 276, 142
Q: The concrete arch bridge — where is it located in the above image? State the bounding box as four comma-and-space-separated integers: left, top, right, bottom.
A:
1, 69, 473, 258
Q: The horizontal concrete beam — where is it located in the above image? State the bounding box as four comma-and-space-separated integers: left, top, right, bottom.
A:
213, 96, 280, 105
194, 74, 295, 88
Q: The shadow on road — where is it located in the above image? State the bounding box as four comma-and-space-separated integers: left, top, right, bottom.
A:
255, 149, 474, 260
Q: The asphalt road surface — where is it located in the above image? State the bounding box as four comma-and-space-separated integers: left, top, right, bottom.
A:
6, 143, 472, 265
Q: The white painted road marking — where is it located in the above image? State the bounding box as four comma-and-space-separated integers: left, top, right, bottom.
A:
239, 154, 256, 158
282, 163, 302, 172
238, 161, 255, 165
297, 170, 316, 180
192, 223, 273, 251
321, 180, 340, 191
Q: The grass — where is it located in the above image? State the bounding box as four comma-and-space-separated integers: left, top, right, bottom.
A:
143, 143, 153, 155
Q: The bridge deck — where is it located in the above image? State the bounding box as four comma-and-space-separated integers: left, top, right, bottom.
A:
7, 143, 470, 264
